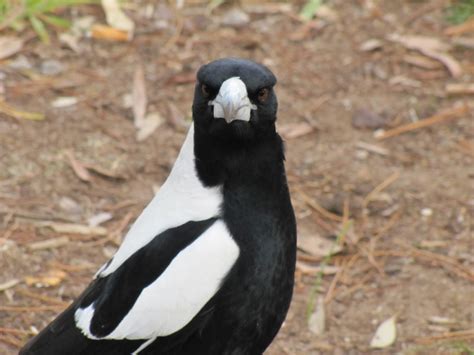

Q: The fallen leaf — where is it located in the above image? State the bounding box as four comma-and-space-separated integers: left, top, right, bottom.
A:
403, 54, 443, 70
82, 162, 127, 180
278, 122, 315, 139
24, 270, 67, 288
0, 100, 45, 120
166, 72, 196, 85
315, 5, 338, 22
308, 296, 325, 335
137, 112, 163, 141
0, 279, 20, 292
51, 96, 78, 108
38, 222, 107, 235
298, 234, 342, 257
388, 34, 451, 52
359, 38, 383, 52
88, 212, 113, 227
389, 75, 422, 88
219, 7, 250, 27
0, 36, 23, 60
133, 64, 147, 128
91, 24, 130, 41
370, 316, 397, 348
101, 0, 134, 32
65, 151, 92, 182
28, 236, 70, 250
388, 34, 461, 77
352, 108, 389, 129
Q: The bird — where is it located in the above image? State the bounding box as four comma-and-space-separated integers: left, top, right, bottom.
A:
20, 58, 297, 355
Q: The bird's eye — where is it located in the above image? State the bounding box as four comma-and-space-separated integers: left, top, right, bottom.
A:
201, 84, 210, 97
257, 88, 269, 103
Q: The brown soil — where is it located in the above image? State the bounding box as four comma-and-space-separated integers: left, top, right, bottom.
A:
1, 1, 473, 354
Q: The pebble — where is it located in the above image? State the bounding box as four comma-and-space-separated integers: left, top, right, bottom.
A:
40, 59, 64, 75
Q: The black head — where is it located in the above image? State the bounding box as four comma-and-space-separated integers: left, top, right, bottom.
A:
192, 58, 278, 142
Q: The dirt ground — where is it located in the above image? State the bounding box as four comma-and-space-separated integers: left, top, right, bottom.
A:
0, 0, 473, 354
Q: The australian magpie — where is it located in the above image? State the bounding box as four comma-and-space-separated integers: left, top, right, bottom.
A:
20, 58, 296, 355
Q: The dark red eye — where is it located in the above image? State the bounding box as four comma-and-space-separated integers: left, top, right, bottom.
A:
201, 84, 210, 97
257, 88, 269, 103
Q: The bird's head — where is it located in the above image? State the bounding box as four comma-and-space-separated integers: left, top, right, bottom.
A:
192, 58, 277, 141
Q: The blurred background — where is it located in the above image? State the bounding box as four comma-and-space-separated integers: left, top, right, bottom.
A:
0, 0, 473, 354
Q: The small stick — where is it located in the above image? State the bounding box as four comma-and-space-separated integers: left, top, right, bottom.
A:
416, 329, 474, 344
363, 171, 400, 207
0, 305, 67, 312
0, 334, 22, 348
294, 186, 343, 222
16, 289, 69, 306
376, 104, 469, 140
0, 328, 30, 335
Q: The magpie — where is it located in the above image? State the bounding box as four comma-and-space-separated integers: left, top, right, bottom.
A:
20, 58, 296, 355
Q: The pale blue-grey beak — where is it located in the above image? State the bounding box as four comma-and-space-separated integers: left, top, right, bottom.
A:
209, 77, 257, 123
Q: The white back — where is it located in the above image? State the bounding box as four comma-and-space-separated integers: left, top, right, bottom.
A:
99, 123, 223, 277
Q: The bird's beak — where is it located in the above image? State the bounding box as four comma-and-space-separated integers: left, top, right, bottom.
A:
209, 77, 257, 123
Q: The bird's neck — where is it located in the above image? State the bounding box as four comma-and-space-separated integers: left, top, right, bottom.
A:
193, 123, 286, 190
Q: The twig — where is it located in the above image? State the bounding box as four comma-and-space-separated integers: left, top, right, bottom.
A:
16, 289, 69, 306
363, 171, 401, 207
294, 186, 343, 222
416, 329, 474, 344
0, 334, 22, 348
0, 305, 67, 312
0, 328, 29, 335
376, 104, 469, 140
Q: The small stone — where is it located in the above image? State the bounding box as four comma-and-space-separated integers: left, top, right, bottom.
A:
421, 208, 433, 217
40, 59, 64, 75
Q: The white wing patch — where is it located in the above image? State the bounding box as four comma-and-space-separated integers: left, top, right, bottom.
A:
75, 220, 239, 340
98, 123, 223, 277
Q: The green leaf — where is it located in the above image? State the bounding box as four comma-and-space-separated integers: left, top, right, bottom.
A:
300, 0, 322, 22
29, 15, 50, 43
40, 13, 70, 28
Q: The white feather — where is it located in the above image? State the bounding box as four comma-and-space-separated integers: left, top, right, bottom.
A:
76, 220, 239, 339
98, 123, 223, 277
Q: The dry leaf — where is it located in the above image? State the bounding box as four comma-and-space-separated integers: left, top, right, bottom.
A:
403, 54, 443, 70
278, 122, 315, 139
38, 222, 107, 235
82, 162, 127, 180
24, 270, 67, 288
137, 112, 163, 141
51, 97, 78, 108
91, 24, 130, 41
28, 236, 70, 250
88, 212, 113, 227
167, 102, 187, 128
66, 151, 91, 182
133, 64, 147, 127
308, 297, 325, 335
101, 0, 134, 32
359, 38, 383, 52
388, 34, 461, 77
0, 36, 23, 60
370, 316, 397, 348
388, 34, 451, 52
298, 234, 342, 257
0, 279, 20, 292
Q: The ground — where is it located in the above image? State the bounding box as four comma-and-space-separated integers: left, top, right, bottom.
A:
0, 0, 473, 354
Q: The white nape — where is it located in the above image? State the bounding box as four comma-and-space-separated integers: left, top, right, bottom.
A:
76, 220, 239, 340
98, 123, 223, 277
